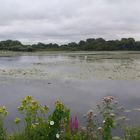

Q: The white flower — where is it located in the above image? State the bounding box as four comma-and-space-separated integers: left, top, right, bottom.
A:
110, 113, 115, 117
97, 127, 102, 131
103, 120, 106, 124
34, 122, 39, 125
2, 106, 6, 110
50, 121, 54, 126
56, 133, 60, 139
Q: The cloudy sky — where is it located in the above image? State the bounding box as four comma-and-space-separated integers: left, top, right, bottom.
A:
0, 0, 140, 44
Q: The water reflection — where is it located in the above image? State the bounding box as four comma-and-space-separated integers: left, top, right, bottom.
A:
0, 52, 140, 131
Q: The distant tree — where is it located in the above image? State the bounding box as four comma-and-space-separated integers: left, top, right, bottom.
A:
0, 38, 140, 51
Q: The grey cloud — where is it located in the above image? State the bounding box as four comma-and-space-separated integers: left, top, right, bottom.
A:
0, 0, 140, 44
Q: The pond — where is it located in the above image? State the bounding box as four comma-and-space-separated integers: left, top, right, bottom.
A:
0, 51, 140, 131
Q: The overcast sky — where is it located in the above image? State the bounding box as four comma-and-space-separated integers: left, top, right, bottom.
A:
0, 0, 140, 44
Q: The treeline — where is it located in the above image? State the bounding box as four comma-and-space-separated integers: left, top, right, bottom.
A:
0, 38, 140, 51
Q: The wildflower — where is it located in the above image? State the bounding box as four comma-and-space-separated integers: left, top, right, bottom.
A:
110, 113, 115, 118
70, 115, 79, 132
103, 120, 106, 124
56, 133, 60, 139
50, 121, 54, 126
74, 115, 78, 130
102, 96, 114, 103
87, 109, 93, 115
97, 127, 102, 131
2, 106, 6, 110
14, 118, 21, 124
80, 126, 86, 133
86, 110, 94, 120
34, 122, 39, 125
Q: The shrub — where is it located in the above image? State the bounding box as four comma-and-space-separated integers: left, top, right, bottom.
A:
13, 96, 70, 140
0, 106, 8, 140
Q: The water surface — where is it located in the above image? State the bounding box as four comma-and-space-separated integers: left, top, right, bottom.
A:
0, 51, 140, 131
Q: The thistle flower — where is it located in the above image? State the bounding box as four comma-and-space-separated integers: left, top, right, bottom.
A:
102, 96, 114, 103
87, 110, 93, 118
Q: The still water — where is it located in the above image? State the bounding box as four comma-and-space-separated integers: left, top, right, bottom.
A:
0, 51, 140, 131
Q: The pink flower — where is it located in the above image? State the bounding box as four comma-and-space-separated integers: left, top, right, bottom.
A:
102, 96, 114, 103
70, 115, 79, 132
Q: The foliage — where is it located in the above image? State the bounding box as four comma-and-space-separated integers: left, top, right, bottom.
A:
15, 96, 70, 140
0, 96, 139, 140
0, 38, 140, 52
94, 96, 126, 140
124, 126, 140, 140
0, 106, 8, 140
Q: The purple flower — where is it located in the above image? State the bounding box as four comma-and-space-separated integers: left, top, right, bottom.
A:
74, 115, 78, 130
70, 115, 79, 132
